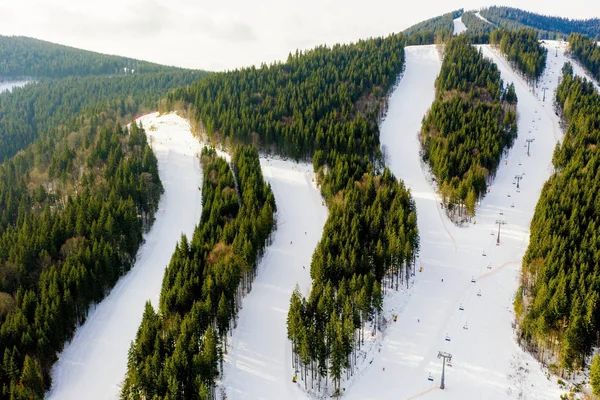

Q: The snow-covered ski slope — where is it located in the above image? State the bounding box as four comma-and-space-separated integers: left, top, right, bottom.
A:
222, 158, 327, 399
345, 44, 569, 398
0, 80, 28, 93
453, 16, 467, 35
47, 113, 204, 400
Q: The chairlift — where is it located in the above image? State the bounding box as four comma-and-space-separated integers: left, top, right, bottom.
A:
428, 373, 434, 381
511, 202, 515, 208
471, 276, 476, 283
445, 334, 451, 342
477, 289, 482, 297
463, 323, 468, 330
487, 263, 492, 270
482, 251, 487, 256
459, 303, 464, 311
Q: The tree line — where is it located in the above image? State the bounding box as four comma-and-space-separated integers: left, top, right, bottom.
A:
568, 33, 600, 83
421, 35, 518, 220
287, 170, 418, 395
514, 62, 600, 377
0, 117, 162, 399
165, 33, 420, 397
489, 28, 547, 83
0, 35, 185, 79
461, 11, 494, 43
0, 69, 207, 163
480, 6, 600, 40
121, 146, 275, 400
402, 10, 462, 46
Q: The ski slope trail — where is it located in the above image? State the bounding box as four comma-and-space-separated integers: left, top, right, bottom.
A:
221, 158, 327, 399
453, 16, 467, 35
346, 45, 566, 398
47, 112, 204, 400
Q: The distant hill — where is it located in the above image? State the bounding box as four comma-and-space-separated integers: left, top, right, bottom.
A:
403, 9, 463, 45
479, 6, 600, 39
0, 35, 185, 79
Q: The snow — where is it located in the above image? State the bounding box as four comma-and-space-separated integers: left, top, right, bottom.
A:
475, 11, 493, 25
0, 80, 29, 93
221, 158, 328, 399
344, 44, 568, 398
47, 112, 205, 400
453, 16, 467, 35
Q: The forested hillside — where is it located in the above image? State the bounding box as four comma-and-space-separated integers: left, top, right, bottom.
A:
166, 34, 419, 396
121, 146, 275, 399
0, 70, 206, 163
490, 29, 547, 82
421, 36, 517, 219
515, 63, 600, 373
480, 6, 600, 39
403, 10, 462, 45
461, 12, 494, 43
0, 35, 179, 78
288, 169, 418, 393
0, 113, 162, 398
569, 33, 600, 83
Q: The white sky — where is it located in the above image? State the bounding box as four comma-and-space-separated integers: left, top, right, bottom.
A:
1, 0, 598, 71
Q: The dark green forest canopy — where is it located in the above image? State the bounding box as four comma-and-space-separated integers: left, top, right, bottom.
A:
403, 9, 463, 45
461, 11, 495, 44
569, 33, 600, 83
421, 35, 517, 218
0, 116, 162, 398
0, 69, 207, 163
0, 35, 184, 79
480, 6, 600, 39
121, 146, 275, 399
489, 28, 547, 81
515, 64, 600, 372
287, 169, 419, 393
168, 34, 405, 198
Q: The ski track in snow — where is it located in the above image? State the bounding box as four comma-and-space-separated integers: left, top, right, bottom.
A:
343, 43, 574, 399
0, 80, 29, 93
221, 158, 327, 400
47, 112, 205, 400
44, 40, 599, 400
453, 17, 467, 35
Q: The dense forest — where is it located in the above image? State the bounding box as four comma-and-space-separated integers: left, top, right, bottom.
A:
403, 10, 462, 46
460, 12, 494, 43
514, 63, 600, 375
480, 6, 600, 39
287, 170, 418, 393
0, 69, 206, 163
421, 36, 518, 220
121, 146, 275, 399
0, 115, 162, 398
489, 29, 547, 82
167, 35, 405, 198
0, 35, 181, 79
0, 37, 210, 399
165, 33, 420, 396
568, 33, 600, 83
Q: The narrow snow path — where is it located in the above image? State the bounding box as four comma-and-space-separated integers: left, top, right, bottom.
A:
47, 112, 204, 400
346, 44, 565, 399
221, 158, 327, 400
475, 12, 493, 25
453, 16, 467, 35
0, 80, 29, 93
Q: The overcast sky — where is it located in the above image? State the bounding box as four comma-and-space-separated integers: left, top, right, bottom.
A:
1, 0, 598, 71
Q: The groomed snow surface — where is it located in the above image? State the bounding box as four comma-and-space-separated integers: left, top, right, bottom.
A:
344, 44, 568, 399
221, 159, 327, 399
47, 112, 205, 399
0, 80, 29, 93
46, 40, 591, 400
453, 16, 467, 35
